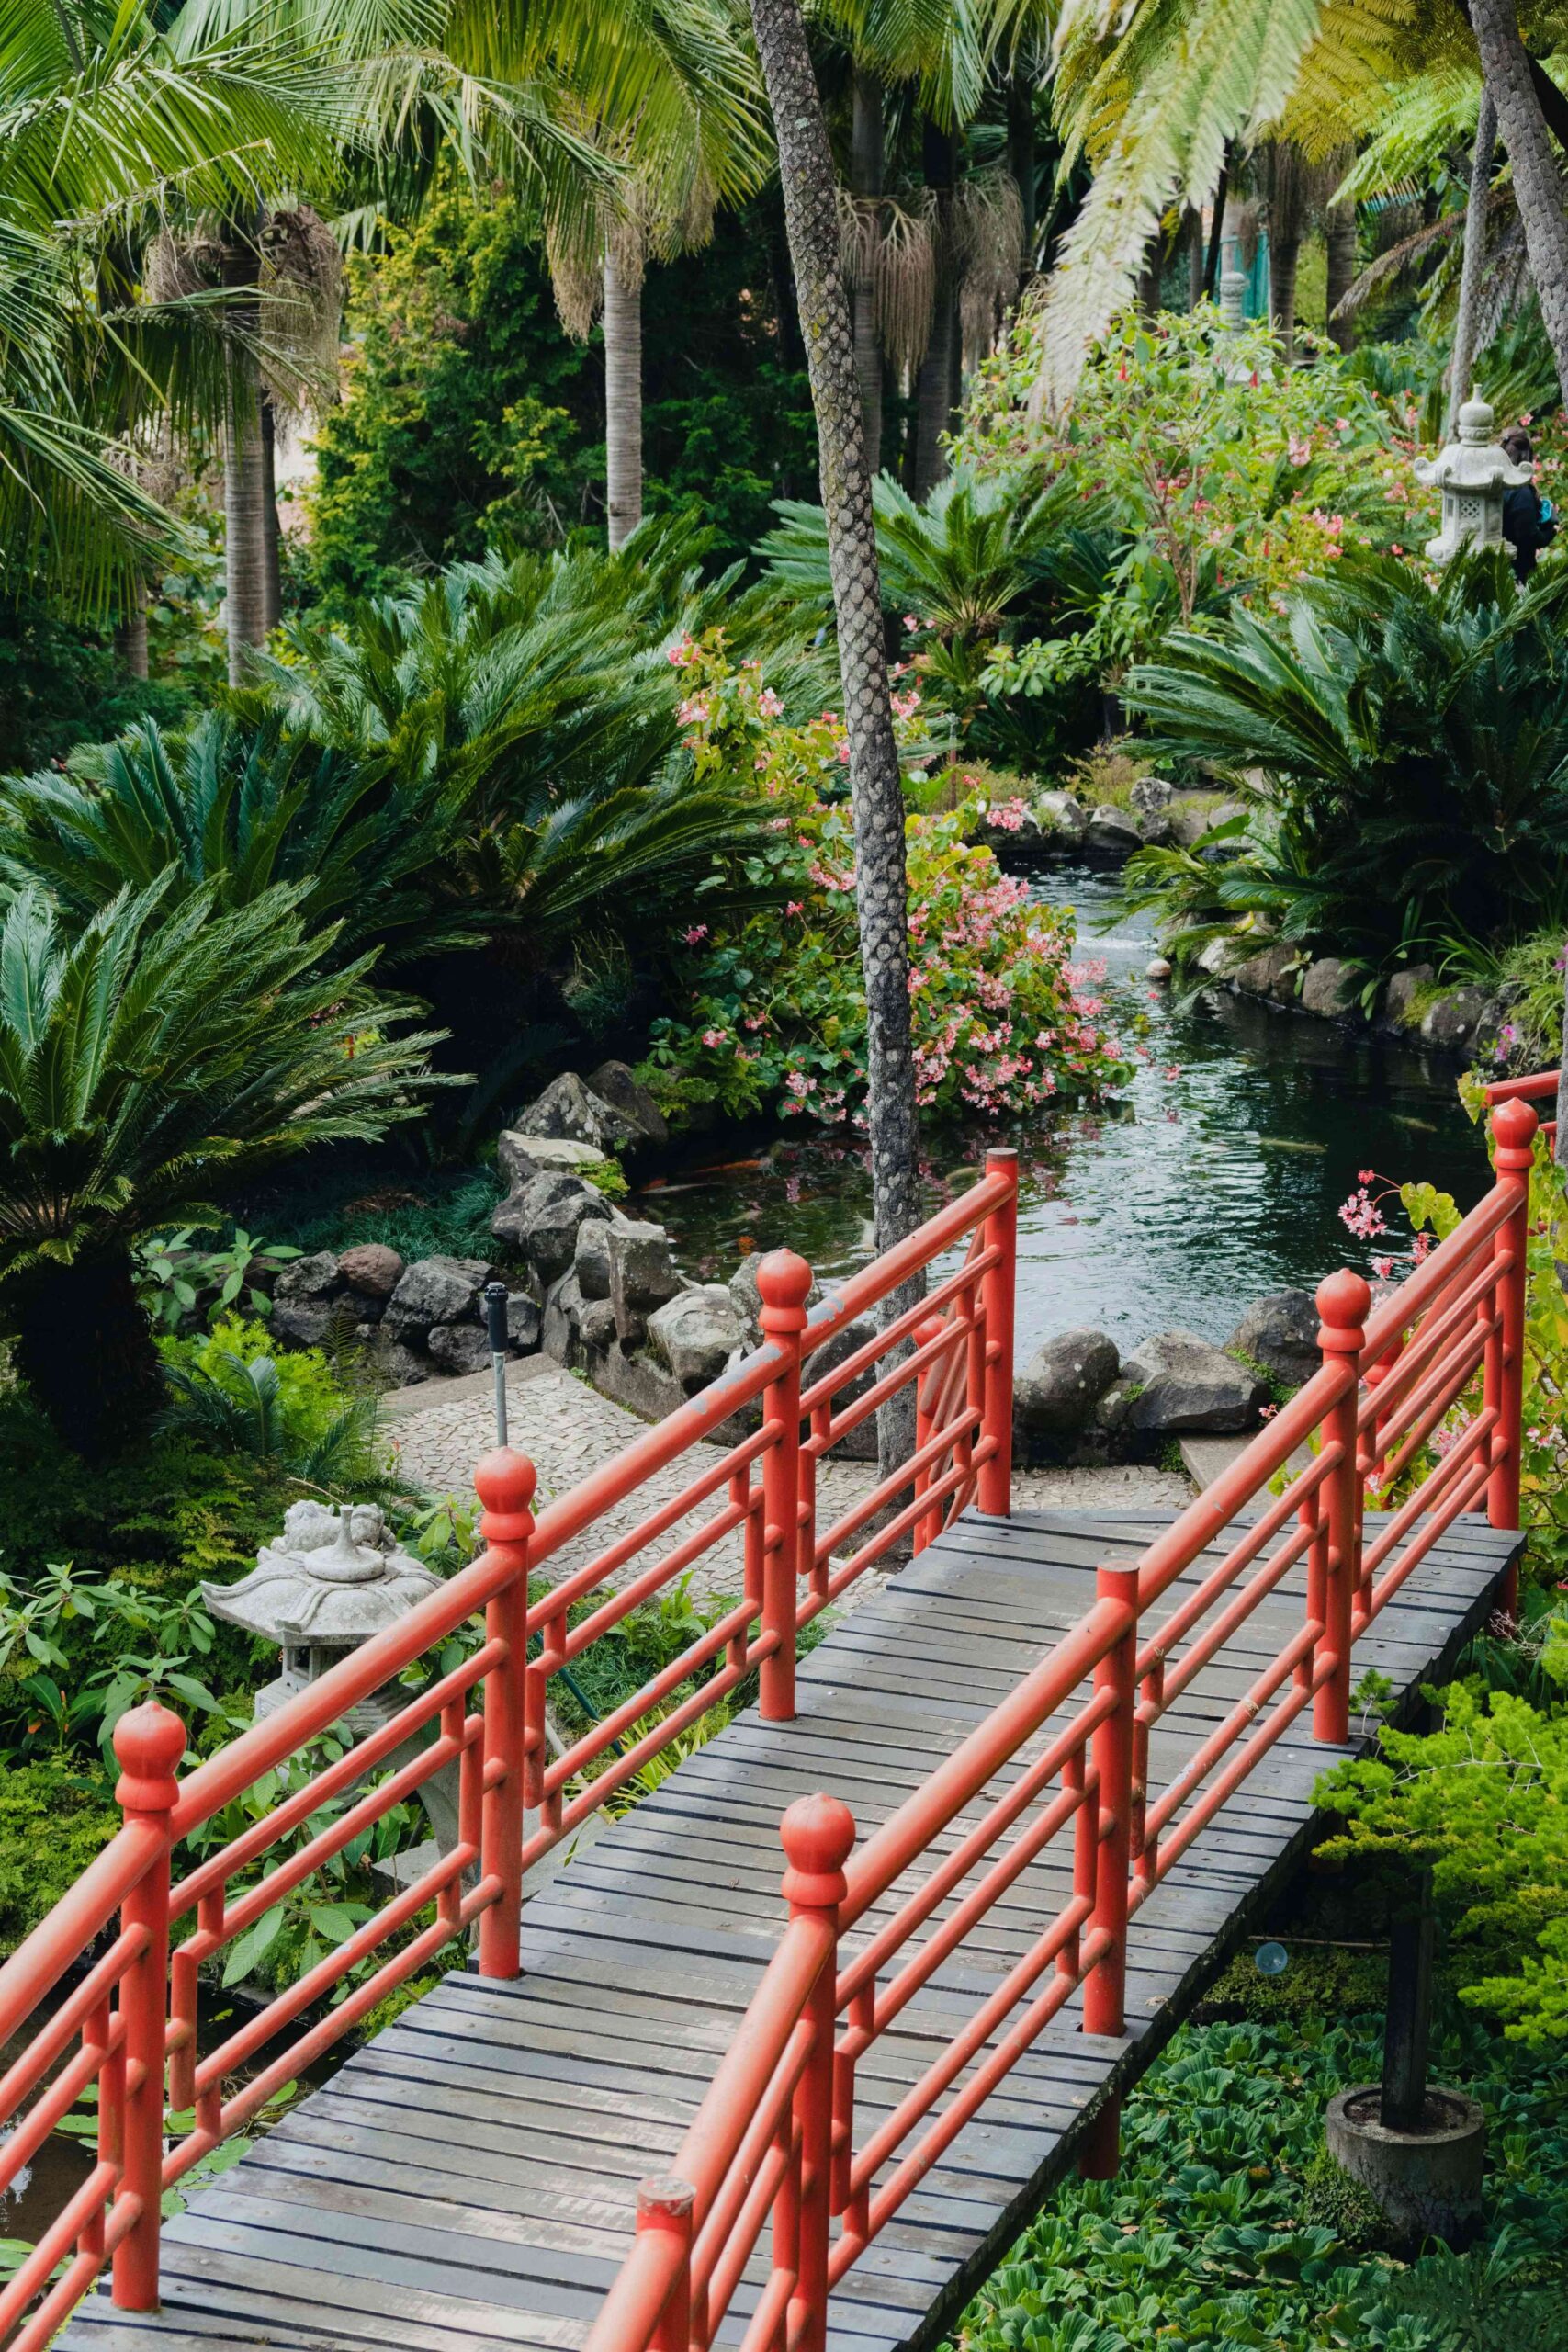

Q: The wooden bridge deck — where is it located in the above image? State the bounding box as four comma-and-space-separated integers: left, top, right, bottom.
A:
62, 1505, 1521, 2352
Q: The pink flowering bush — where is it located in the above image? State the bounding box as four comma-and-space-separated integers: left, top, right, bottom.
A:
645, 640, 1129, 1125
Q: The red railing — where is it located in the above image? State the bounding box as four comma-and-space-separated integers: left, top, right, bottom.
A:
583, 1096, 1539, 2352
0, 1154, 1021, 2346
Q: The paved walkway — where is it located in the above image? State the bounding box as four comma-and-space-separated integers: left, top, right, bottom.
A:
381, 1360, 1191, 1607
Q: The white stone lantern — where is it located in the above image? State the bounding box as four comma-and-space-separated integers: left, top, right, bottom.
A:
1414, 393, 1530, 562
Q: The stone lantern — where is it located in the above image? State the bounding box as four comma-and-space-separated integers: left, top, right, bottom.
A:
1414, 392, 1530, 562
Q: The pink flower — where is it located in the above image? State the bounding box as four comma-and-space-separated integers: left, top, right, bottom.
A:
683, 924, 708, 944
701, 1028, 728, 1048
785, 899, 805, 916
758, 686, 784, 718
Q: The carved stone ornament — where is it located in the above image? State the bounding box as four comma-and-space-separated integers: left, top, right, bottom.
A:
1414, 393, 1531, 562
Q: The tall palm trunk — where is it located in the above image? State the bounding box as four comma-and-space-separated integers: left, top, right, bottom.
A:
221, 223, 268, 686
914, 119, 956, 497
1468, 0, 1568, 1154
604, 246, 644, 550
260, 395, 282, 634
1185, 206, 1204, 308
1271, 232, 1301, 358
114, 594, 149, 679
1450, 93, 1498, 431
851, 65, 885, 473
1325, 197, 1358, 350
1203, 150, 1231, 298
747, 0, 922, 1466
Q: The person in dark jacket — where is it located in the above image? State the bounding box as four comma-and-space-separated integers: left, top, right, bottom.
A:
1500, 425, 1557, 583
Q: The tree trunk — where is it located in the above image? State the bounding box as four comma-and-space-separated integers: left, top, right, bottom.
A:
1271, 232, 1301, 359
1450, 92, 1498, 430
851, 65, 885, 475
1470, 0, 1568, 390
14, 1252, 163, 1460
1325, 198, 1358, 351
747, 0, 923, 1469
260, 395, 282, 634
914, 119, 956, 497
221, 226, 268, 687
603, 246, 644, 550
1138, 227, 1163, 316
114, 594, 149, 680
1009, 72, 1037, 287
1185, 206, 1204, 308
1203, 153, 1231, 298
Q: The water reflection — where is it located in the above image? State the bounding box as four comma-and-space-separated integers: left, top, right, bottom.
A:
633, 865, 1488, 1354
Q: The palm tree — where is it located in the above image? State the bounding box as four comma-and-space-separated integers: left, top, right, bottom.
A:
0, 878, 446, 1457
1468, 0, 1568, 391
747, 0, 922, 1463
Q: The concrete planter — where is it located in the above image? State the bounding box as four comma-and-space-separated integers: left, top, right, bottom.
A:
1325, 2085, 1486, 2248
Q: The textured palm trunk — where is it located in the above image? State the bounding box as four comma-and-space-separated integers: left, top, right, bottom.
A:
851, 65, 885, 474
1203, 154, 1230, 298
114, 594, 149, 679
1185, 207, 1204, 308
222, 227, 268, 686
1450, 93, 1498, 430
261, 394, 282, 634
603, 248, 644, 550
748, 0, 923, 1469
1325, 198, 1358, 350
15, 1252, 162, 1459
1271, 233, 1301, 358
1471, 0, 1568, 387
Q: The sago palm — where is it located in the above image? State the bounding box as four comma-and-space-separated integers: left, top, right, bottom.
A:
0, 877, 446, 1456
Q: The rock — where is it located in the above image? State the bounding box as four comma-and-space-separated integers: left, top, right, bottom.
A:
1197, 936, 1236, 978
609, 1221, 682, 1346
804, 1315, 878, 1426
573, 1215, 618, 1301
1170, 798, 1224, 849
384, 1254, 491, 1342
1231, 943, 1298, 1001
587, 1059, 669, 1147
1135, 810, 1174, 847
541, 1272, 585, 1368
1300, 958, 1358, 1021
1419, 987, 1490, 1052
580, 1298, 619, 1354
375, 1340, 430, 1387
492, 1172, 611, 1279
1145, 956, 1173, 981
592, 1340, 686, 1424
1015, 1329, 1121, 1435
1035, 790, 1088, 846
1093, 1378, 1136, 1436
647, 1286, 746, 1393
426, 1323, 494, 1376
1121, 1329, 1268, 1434
274, 1250, 341, 1303
498, 1131, 609, 1188
515, 1071, 639, 1154
268, 1296, 344, 1351
1380, 963, 1436, 1032
1086, 806, 1143, 854
1226, 1290, 1319, 1389
337, 1243, 405, 1301
1128, 775, 1174, 817
505, 1292, 542, 1353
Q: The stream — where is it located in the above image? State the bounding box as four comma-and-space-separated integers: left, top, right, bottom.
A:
633, 865, 1490, 1357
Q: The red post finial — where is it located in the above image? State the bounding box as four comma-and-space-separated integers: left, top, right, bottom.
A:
757, 1248, 813, 1334
779, 1792, 856, 1911
474, 1446, 537, 1544
1492, 1095, 1540, 1167
1315, 1268, 1371, 1355
113, 1699, 185, 1816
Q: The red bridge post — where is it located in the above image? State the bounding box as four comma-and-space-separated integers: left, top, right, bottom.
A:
1080, 1562, 1138, 2179
1488, 1099, 1537, 1616
759, 1251, 813, 1722
1314, 1271, 1369, 1744
111, 1700, 185, 2311
780, 1793, 855, 2352
978, 1148, 1018, 1518
477, 1447, 536, 1978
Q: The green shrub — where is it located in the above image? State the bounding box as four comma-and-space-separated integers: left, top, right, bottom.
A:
159, 1316, 389, 1488
0, 1760, 118, 1955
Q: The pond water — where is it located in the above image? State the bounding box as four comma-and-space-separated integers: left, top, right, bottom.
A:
631, 865, 1492, 1359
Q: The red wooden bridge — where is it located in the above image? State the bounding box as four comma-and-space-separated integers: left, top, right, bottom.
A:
0, 1091, 1544, 2352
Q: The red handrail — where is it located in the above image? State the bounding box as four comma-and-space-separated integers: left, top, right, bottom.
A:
581, 1098, 1539, 2352
0, 1153, 1021, 2346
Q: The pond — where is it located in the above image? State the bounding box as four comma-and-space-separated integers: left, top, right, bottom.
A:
632, 865, 1492, 1359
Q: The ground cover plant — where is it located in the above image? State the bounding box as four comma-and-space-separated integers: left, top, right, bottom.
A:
952, 2017, 1568, 2352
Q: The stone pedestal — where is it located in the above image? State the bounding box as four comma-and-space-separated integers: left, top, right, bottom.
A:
1325, 2086, 1486, 2248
